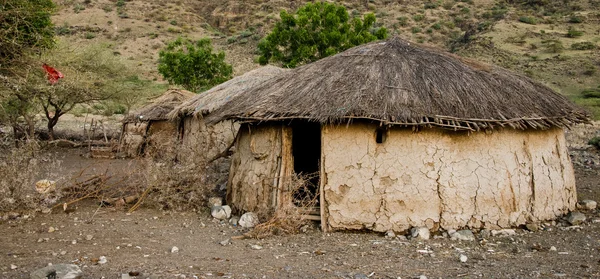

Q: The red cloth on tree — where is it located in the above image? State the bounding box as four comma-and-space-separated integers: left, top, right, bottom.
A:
42, 63, 64, 84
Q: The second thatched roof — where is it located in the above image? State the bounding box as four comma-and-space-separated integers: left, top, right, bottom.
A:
207, 37, 589, 131
169, 65, 287, 119
123, 89, 195, 123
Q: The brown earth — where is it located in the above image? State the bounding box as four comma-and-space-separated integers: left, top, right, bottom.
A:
1, 124, 600, 279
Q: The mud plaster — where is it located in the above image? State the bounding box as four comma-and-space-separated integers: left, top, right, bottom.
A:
179, 117, 239, 163
322, 123, 576, 232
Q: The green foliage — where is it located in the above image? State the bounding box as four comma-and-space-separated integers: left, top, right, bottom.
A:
518, 16, 537, 24
483, 2, 509, 20
257, 2, 388, 68
397, 16, 409, 27
566, 27, 583, 38
0, 0, 56, 65
568, 15, 584, 23
158, 37, 233, 92
589, 136, 600, 150
581, 87, 600, 99
56, 22, 71, 36
542, 39, 564, 53
413, 14, 425, 21
424, 1, 440, 9
571, 41, 597, 50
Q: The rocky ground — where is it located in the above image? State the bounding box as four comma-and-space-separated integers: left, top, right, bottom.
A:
0, 123, 599, 279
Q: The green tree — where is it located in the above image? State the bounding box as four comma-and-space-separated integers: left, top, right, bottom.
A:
257, 2, 388, 68
0, 0, 56, 67
158, 38, 233, 92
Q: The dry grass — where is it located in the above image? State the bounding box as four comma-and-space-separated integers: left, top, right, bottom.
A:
241, 173, 318, 239
0, 142, 62, 212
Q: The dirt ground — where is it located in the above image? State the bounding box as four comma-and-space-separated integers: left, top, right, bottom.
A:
1, 126, 600, 279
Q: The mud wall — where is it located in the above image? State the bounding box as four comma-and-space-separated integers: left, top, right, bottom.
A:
227, 124, 285, 213
120, 122, 148, 157
179, 117, 239, 163
322, 124, 576, 232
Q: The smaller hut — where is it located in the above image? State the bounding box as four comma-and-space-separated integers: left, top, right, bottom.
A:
120, 89, 195, 157
169, 66, 287, 163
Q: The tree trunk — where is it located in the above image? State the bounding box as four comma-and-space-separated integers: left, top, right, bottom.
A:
24, 114, 35, 140
47, 117, 58, 140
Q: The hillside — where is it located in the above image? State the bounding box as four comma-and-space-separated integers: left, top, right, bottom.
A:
52, 0, 600, 118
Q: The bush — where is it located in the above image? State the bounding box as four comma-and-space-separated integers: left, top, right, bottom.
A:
581, 88, 600, 98
568, 15, 584, 23
158, 37, 233, 92
257, 2, 387, 67
424, 1, 439, 9
413, 14, 425, 21
397, 16, 409, 26
542, 39, 564, 53
571, 42, 597, 50
519, 16, 538, 25
566, 27, 583, 38
589, 136, 600, 150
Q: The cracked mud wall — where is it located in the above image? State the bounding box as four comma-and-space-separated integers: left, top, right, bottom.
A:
179, 117, 239, 163
322, 123, 576, 232
227, 124, 283, 213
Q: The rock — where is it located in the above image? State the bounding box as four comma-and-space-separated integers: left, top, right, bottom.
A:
410, 227, 430, 240
208, 197, 222, 207
249, 244, 263, 250
48, 227, 56, 233
578, 200, 597, 210
35, 180, 56, 194
459, 254, 468, 263
526, 222, 541, 232
85, 235, 93, 241
418, 275, 428, 279
450, 230, 475, 241
566, 212, 586, 225
10, 264, 17, 270
479, 229, 491, 239
98, 256, 107, 264
171, 246, 179, 253
229, 216, 239, 226
550, 246, 557, 251
219, 239, 231, 246
385, 230, 396, 238
121, 274, 132, 279
30, 264, 83, 279
211, 205, 232, 220
491, 229, 516, 237
239, 212, 259, 228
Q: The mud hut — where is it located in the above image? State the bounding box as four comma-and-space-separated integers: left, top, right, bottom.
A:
120, 89, 195, 157
168, 66, 287, 162
207, 37, 590, 233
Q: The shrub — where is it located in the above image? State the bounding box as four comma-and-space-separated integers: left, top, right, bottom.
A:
424, 1, 439, 9
84, 32, 96, 39
413, 14, 425, 21
581, 88, 600, 99
542, 39, 564, 53
571, 42, 597, 50
589, 136, 600, 150
568, 15, 584, 23
519, 16, 538, 25
55, 22, 71, 35
566, 27, 583, 38
397, 16, 409, 26
431, 22, 442, 30
411, 27, 422, 33
257, 2, 387, 67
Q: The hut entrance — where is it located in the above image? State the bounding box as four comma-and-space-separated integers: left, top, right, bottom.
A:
291, 122, 321, 208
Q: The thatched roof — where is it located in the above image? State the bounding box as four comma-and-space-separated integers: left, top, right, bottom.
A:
169, 66, 287, 119
123, 89, 195, 123
207, 37, 589, 131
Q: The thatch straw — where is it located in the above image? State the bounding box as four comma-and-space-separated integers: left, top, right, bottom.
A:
207, 37, 590, 130
168, 66, 287, 120
123, 89, 195, 123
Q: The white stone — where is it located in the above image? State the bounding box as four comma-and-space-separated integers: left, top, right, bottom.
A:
550, 246, 557, 251
30, 264, 83, 279
211, 205, 232, 220
385, 230, 396, 238
208, 197, 222, 207
98, 256, 107, 264
239, 212, 260, 228
249, 244, 263, 250
491, 229, 516, 237
566, 212, 586, 225
10, 264, 17, 270
578, 200, 597, 210
410, 227, 430, 240
171, 246, 179, 253
85, 235, 93, 241
459, 254, 468, 263
450, 230, 475, 241
35, 180, 56, 194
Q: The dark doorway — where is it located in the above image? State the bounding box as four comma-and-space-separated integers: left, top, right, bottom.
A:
291, 122, 321, 206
